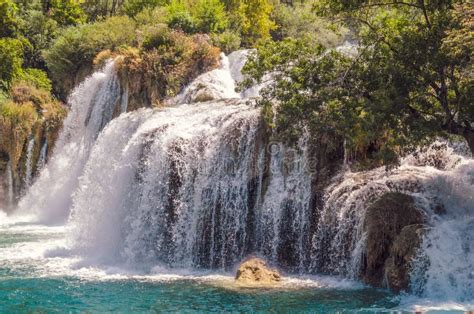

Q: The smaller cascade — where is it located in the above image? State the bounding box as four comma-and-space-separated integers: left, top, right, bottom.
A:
36, 140, 48, 174
24, 137, 35, 188
6, 160, 14, 210
256, 137, 313, 273
409, 158, 474, 303
17, 60, 122, 224
171, 53, 240, 105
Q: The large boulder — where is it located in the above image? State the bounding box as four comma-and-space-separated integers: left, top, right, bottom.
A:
235, 257, 281, 286
361, 192, 425, 290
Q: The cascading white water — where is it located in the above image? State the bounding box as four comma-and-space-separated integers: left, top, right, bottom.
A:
6, 160, 14, 209
16, 60, 123, 224
24, 137, 35, 188
409, 156, 474, 302
64, 49, 329, 272
256, 137, 313, 272
12, 46, 473, 305
311, 141, 474, 303
70, 101, 264, 268
36, 140, 48, 174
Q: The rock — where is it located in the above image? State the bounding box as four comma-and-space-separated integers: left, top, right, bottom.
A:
235, 257, 281, 286
361, 192, 424, 288
384, 224, 426, 292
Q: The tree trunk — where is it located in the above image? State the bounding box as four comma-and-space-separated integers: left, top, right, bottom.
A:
463, 129, 474, 156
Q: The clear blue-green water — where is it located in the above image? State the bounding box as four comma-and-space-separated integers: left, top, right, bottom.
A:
0, 277, 398, 313
0, 220, 468, 313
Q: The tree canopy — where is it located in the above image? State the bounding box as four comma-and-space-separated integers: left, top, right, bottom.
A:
243, 0, 474, 163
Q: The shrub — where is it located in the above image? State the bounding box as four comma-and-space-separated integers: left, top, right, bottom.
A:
117, 31, 220, 107
134, 6, 167, 26
18, 68, 53, 92
44, 16, 137, 97
141, 24, 173, 50
9, 81, 66, 128
0, 0, 20, 37
211, 30, 241, 54
93, 49, 114, 68
166, 0, 196, 33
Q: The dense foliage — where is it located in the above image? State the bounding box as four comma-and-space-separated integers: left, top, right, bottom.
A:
243, 0, 474, 164
4, 0, 467, 168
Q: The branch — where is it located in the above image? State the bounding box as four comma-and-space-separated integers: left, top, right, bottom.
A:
418, 0, 432, 29
358, 1, 422, 9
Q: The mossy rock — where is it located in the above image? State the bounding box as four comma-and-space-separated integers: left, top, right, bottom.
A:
361, 192, 424, 289
384, 224, 426, 292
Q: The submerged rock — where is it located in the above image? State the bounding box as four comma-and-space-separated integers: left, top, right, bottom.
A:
235, 257, 281, 286
361, 192, 424, 290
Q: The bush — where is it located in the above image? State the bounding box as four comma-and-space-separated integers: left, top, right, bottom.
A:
0, 100, 38, 130
211, 30, 241, 53
134, 6, 167, 26
44, 16, 137, 97
141, 24, 173, 50
0, 0, 20, 37
117, 31, 220, 106
18, 68, 53, 92
166, 0, 196, 33
0, 82, 66, 168
9, 81, 66, 127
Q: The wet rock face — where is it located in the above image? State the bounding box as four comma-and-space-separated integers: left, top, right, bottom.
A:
361, 192, 425, 291
385, 224, 426, 292
235, 257, 281, 285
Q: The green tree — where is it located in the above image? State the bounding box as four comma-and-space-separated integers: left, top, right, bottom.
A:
230, 0, 275, 45
0, 0, 20, 38
0, 38, 24, 91
46, 0, 86, 26
191, 0, 228, 33
21, 10, 59, 68
244, 0, 474, 161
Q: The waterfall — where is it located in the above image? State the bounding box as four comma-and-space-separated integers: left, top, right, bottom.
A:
70, 100, 264, 267
308, 141, 474, 302
36, 140, 48, 174
24, 137, 35, 188
6, 160, 14, 210
409, 157, 474, 302
17, 60, 123, 224
12, 47, 473, 303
